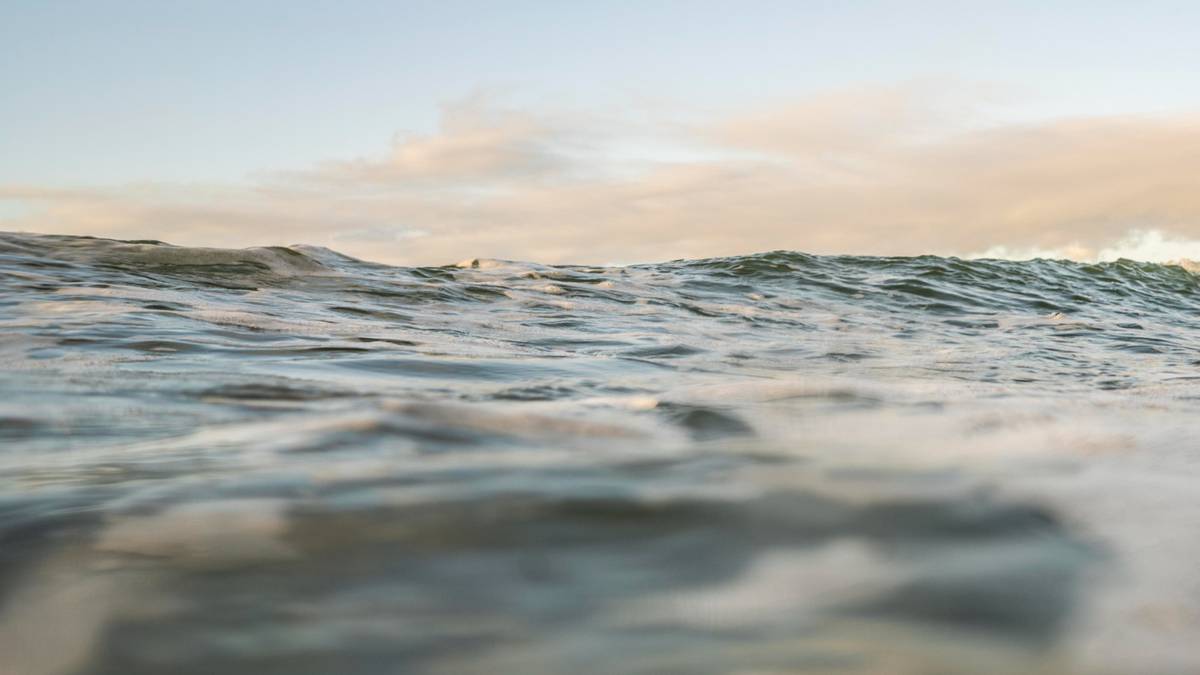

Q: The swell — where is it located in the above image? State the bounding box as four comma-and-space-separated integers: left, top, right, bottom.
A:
6, 230, 1200, 344
6, 231, 1199, 304
673, 250, 1200, 315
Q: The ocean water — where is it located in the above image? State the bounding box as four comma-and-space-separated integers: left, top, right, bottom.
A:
3, 231, 1200, 674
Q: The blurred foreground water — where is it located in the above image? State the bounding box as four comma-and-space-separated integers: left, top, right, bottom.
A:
3, 231, 1200, 674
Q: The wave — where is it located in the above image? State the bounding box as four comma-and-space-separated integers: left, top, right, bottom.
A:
5, 230, 1200, 674
6, 230, 1200, 317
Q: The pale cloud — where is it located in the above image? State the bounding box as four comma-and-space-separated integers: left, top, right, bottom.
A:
298, 94, 576, 188
709, 81, 981, 163
4, 87, 1200, 265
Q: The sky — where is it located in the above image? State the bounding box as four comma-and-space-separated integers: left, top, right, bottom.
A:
3, 0, 1200, 264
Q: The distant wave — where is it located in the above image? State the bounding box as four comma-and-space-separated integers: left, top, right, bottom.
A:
6, 230, 1200, 315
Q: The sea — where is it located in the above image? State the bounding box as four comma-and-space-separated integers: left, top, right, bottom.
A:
3, 230, 1200, 674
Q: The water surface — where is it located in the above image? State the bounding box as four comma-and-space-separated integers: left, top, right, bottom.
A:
3, 231, 1200, 674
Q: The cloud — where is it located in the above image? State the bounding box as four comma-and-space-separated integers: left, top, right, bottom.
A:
4, 87, 1200, 265
297, 93, 577, 188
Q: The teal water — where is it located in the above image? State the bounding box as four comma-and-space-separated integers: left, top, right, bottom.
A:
3, 231, 1200, 674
